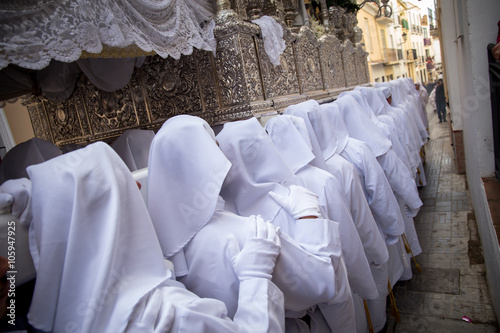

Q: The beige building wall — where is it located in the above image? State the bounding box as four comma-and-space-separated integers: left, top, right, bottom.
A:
3, 101, 34, 145
358, 6, 384, 64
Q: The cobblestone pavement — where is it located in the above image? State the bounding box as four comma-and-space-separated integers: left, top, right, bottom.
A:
383, 106, 499, 332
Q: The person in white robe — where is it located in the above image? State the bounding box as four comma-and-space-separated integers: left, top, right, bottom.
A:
390, 80, 428, 143
382, 81, 428, 187
283, 101, 391, 333
111, 128, 155, 171
216, 117, 354, 333
415, 82, 429, 107
332, 96, 423, 281
0, 137, 62, 184
408, 80, 429, 134
265, 114, 378, 298
22, 142, 285, 333
147, 115, 342, 332
308, 103, 404, 332
314, 102, 406, 244
265, 114, 397, 332
333, 95, 423, 217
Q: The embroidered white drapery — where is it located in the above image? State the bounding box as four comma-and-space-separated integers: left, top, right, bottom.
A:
251, 16, 286, 66
0, 0, 216, 70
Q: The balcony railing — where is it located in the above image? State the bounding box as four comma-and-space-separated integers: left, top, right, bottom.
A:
426, 62, 435, 70
383, 48, 398, 62
424, 38, 432, 46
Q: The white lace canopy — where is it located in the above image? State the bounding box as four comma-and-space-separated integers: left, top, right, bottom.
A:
0, 0, 217, 70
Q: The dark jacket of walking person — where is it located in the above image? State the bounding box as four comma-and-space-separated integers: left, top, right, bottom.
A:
435, 79, 446, 123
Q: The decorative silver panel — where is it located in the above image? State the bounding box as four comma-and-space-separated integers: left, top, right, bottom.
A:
342, 40, 357, 87
258, 33, 300, 99
354, 44, 369, 84
143, 55, 204, 123
319, 34, 345, 89
293, 27, 323, 93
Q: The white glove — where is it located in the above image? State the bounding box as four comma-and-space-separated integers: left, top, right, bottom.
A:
0, 178, 32, 228
269, 185, 322, 219
226, 215, 281, 282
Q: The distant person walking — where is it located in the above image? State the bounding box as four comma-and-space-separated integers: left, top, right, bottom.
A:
435, 79, 447, 123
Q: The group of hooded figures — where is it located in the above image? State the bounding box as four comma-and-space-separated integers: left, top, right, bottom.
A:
0, 77, 430, 333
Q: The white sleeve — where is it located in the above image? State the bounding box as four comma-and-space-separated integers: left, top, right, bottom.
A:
272, 232, 337, 312
126, 277, 285, 333
319, 178, 378, 300
377, 149, 423, 212
333, 161, 389, 266
233, 278, 285, 333
341, 142, 405, 240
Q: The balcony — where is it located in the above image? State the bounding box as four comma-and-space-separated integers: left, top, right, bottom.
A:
421, 15, 428, 26
407, 49, 417, 61
424, 38, 432, 46
383, 48, 398, 62
430, 24, 440, 38
426, 62, 435, 70
376, 15, 394, 25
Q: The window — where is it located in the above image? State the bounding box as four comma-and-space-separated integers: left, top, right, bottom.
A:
364, 18, 373, 53
380, 29, 387, 49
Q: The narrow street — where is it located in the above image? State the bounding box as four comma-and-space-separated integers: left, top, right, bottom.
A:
384, 105, 499, 332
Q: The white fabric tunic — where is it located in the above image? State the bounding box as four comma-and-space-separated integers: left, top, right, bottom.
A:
26, 142, 284, 333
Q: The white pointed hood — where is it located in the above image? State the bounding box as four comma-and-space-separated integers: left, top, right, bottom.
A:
148, 115, 231, 258
283, 100, 329, 170
317, 102, 351, 156
341, 89, 380, 125
306, 102, 348, 159
26, 142, 168, 333
333, 95, 392, 157
217, 117, 294, 222
357, 87, 386, 116
264, 115, 315, 173
111, 129, 155, 171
